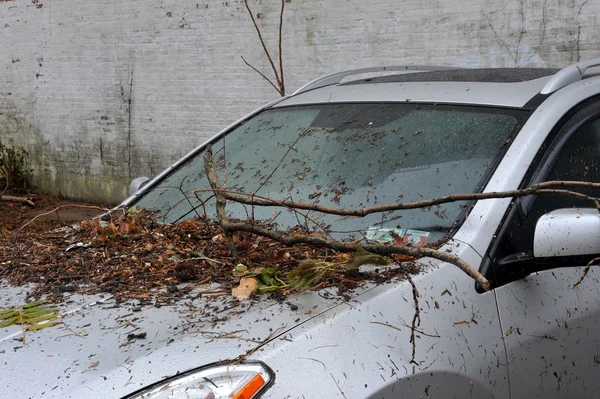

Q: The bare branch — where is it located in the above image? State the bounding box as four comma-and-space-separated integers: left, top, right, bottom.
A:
2, 195, 35, 207
243, 0, 284, 96
203, 145, 237, 257
190, 179, 600, 291
222, 220, 491, 290
19, 204, 109, 230
241, 56, 282, 96
195, 180, 600, 218
278, 0, 285, 96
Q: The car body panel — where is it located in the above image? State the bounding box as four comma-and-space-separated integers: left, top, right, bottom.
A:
1, 242, 503, 399
246, 242, 509, 399
495, 266, 600, 397
0, 282, 342, 398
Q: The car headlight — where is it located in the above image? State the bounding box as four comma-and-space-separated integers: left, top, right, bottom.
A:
122, 361, 275, 399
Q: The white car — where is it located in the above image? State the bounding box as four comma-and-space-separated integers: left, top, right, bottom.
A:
2, 59, 600, 398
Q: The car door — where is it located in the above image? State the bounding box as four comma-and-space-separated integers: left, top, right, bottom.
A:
486, 98, 600, 397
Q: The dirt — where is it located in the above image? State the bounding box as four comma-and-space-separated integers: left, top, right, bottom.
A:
0, 192, 107, 232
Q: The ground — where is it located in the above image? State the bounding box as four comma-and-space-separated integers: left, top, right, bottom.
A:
0, 192, 106, 232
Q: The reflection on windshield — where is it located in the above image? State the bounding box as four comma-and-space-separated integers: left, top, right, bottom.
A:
134, 103, 524, 243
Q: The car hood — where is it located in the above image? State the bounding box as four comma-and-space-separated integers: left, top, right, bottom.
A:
0, 280, 358, 398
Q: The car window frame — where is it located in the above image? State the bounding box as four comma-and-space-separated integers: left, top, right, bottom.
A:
479, 95, 600, 292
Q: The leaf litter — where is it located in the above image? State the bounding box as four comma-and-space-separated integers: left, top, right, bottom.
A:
0, 199, 419, 304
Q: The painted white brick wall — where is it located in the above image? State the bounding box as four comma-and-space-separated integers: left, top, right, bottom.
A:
0, 0, 598, 203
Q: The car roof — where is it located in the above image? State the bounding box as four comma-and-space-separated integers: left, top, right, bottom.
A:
274, 76, 550, 108
275, 60, 600, 109
342, 68, 559, 84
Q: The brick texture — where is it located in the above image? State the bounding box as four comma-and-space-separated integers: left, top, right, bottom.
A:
0, 0, 598, 203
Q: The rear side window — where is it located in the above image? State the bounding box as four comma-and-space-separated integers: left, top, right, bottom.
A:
529, 115, 600, 217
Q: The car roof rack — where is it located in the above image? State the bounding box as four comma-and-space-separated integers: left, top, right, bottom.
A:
541, 58, 600, 94
293, 65, 460, 95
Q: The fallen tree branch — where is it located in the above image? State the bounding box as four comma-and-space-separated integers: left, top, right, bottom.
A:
203, 145, 238, 257
1, 195, 35, 207
222, 220, 491, 290
190, 179, 600, 291
572, 257, 600, 288
195, 180, 600, 217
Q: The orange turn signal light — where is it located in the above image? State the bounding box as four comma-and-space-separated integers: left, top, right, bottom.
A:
232, 374, 266, 399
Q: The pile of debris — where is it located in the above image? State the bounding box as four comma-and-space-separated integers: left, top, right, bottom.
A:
1, 204, 417, 302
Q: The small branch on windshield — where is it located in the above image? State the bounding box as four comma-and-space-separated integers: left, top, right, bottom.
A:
203, 145, 238, 258
242, 0, 286, 96
572, 257, 600, 288
193, 179, 600, 291
220, 220, 492, 291
196, 181, 600, 217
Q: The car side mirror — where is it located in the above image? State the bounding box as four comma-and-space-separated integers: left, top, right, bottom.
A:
533, 208, 600, 258
129, 176, 150, 197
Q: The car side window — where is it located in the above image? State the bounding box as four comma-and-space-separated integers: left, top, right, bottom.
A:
529, 116, 600, 217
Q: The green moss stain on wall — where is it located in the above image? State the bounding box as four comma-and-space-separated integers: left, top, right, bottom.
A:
0, 110, 128, 205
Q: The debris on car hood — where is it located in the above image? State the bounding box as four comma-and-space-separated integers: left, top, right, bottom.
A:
1, 210, 416, 302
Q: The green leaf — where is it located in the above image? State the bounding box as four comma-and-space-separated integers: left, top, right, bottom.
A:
26, 314, 58, 324
22, 305, 56, 317
287, 259, 334, 293
0, 308, 18, 319
22, 299, 45, 309
344, 254, 391, 271
26, 321, 62, 331
0, 300, 60, 330
0, 316, 19, 328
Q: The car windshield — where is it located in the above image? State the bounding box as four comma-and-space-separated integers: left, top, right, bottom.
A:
133, 103, 526, 244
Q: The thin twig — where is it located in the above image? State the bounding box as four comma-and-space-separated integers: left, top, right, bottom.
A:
19, 204, 108, 231
572, 257, 600, 288
278, 0, 285, 96
330, 373, 348, 399
243, 0, 284, 96
241, 56, 281, 95
253, 129, 308, 195
407, 276, 420, 365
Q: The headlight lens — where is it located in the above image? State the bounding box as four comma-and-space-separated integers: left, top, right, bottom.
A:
123, 361, 274, 399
